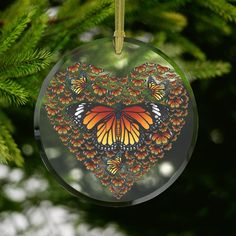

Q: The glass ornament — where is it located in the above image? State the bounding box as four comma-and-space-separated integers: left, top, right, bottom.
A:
34, 38, 198, 206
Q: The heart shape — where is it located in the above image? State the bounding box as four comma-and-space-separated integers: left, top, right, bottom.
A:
45, 62, 189, 199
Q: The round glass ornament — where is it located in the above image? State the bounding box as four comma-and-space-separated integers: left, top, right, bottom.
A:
34, 38, 198, 207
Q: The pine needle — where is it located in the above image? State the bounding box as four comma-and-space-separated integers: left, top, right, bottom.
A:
183, 61, 231, 80
0, 122, 23, 166
0, 110, 14, 133
13, 13, 49, 51
0, 9, 36, 54
198, 0, 236, 23
0, 79, 29, 106
0, 49, 52, 78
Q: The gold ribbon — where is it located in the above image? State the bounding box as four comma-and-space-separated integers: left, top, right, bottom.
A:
114, 0, 125, 55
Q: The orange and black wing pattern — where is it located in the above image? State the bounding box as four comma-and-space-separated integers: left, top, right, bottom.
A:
67, 103, 118, 149
120, 106, 153, 148
148, 76, 166, 101
67, 103, 169, 151
83, 105, 117, 147
66, 69, 87, 95
71, 76, 87, 94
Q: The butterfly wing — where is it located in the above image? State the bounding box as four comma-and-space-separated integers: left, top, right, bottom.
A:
120, 106, 154, 149
66, 71, 87, 95
84, 105, 117, 147
148, 76, 166, 100
107, 157, 122, 175
71, 76, 86, 94
119, 103, 169, 149
148, 103, 169, 128
67, 102, 169, 150
67, 103, 118, 149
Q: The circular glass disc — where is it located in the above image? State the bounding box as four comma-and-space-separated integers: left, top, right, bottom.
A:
34, 38, 198, 207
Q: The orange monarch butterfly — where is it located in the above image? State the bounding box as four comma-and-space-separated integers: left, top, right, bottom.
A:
148, 76, 166, 101
66, 102, 169, 151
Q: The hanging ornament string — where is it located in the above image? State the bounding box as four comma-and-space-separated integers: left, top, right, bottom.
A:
114, 0, 126, 55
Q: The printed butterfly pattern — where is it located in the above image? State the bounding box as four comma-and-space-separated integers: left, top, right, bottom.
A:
45, 62, 189, 199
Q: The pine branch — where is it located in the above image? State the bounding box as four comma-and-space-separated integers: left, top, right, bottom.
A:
153, 32, 168, 47
0, 122, 23, 166
198, 0, 236, 23
0, 110, 14, 133
0, 9, 36, 54
47, 0, 113, 50
0, 0, 32, 22
0, 49, 52, 78
159, 12, 188, 32
57, 0, 82, 19
58, 0, 113, 31
17, 74, 42, 101
128, 0, 192, 10
193, 10, 232, 34
0, 0, 48, 22
13, 13, 49, 51
183, 60, 231, 80
0, 132, 13, 164
171, 35, 206, 60
0, 79, 29, 106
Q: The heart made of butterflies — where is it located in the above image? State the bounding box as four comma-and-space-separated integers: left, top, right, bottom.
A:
45, 62, 189, 199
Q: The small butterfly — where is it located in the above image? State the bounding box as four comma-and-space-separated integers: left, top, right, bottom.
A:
107, 157, 122, 175
148, 76, 166, 101
67, 72, 87, 95
66, 102, 169, 151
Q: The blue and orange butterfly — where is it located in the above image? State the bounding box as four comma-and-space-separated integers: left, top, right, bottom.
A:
66, 102, 169, 151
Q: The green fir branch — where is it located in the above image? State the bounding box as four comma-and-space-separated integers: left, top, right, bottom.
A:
0, 0, 32, 21
13, 13, 49, 51
0, 132, 13, 164
0, 110, 14, 133
0, 49, 52, 78
153, 32, 168, 47
171, 35, 206, 60
0, 9, 36, 54
57, 0, 82, 19
183, 60, 231, 80
159, 12, 188, 32
0, 122, 23, 166
140, 9, 188, 33
198, 0, 236, 23
75, 0, 113, 33
0, 0, 48, 21
58, 0, 113, 31
193, 10, 232, 34
0, 79, 29, 106
17, 74, 43, 101
47, 0, 113, 50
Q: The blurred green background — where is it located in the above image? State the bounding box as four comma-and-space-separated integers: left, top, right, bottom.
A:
0, 0, 235, 235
